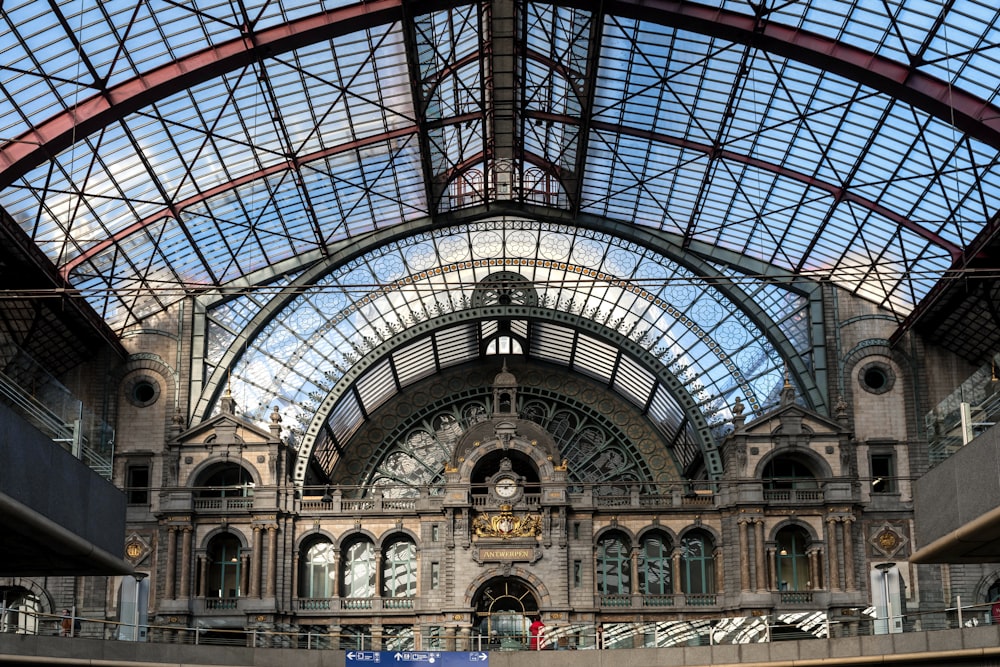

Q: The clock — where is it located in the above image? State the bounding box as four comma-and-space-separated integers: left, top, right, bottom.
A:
494, 477, 519, 499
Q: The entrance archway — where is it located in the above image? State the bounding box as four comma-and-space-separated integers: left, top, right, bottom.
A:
472, 577, 541, 649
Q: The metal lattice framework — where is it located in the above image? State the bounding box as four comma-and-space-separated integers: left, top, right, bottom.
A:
2, 0, 1000, 481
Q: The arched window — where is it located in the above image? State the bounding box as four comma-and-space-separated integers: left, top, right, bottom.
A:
0, 587, 42, 634
988, 580, 1000, 603
762, 457, 817, 489
596, 532, 631, 595
342, 538, 376, 598
680, 531, 715, 595
639, 532, 673, 595
382, 539, 417, 598
301, 540, 336, 599
195, 462, 254, 497
486, 336, 524, 356
207, 533, 242, 598
776, 526, 811, 591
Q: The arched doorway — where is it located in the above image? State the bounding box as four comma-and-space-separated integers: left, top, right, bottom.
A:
472, 577, 541, 650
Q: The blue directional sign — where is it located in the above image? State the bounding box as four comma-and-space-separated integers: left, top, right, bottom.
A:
347, 651, 489, 667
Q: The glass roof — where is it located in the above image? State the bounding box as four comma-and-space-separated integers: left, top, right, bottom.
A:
2, 0, 999, 479
207, 219, 808, 481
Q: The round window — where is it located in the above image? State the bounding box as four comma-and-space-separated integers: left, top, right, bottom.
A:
126, 375, 161, 407
858, 361, 895, 395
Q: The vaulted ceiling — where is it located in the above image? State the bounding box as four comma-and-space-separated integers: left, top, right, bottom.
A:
2, 0, 999, 482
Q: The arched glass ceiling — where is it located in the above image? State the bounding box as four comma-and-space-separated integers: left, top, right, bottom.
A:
2, 0, 999, 334
205, 219, 810, 480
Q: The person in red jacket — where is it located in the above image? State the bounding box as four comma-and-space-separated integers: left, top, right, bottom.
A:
528, 617, 545, 651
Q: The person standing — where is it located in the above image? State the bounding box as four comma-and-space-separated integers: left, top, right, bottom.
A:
528, 616, 545, 651
60, 610, 72, 637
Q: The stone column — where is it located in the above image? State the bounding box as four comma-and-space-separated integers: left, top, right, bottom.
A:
266, 525, 278, 597
180, 527, 193, 599
843, 517, 856, 591
164, 526, 177, 599
808, 549, 820, 590
375, 552, 384, 599
197, 555, 208, 597
240, 554, 250, 597
738, 519, 751, 591
250, 526, 263, 597
671, 548, 682, 595
714, 547, 724, 593
826, 518, 840, 591
291, 549, 300, 603
332, 551, 341, 598
767, 547, 777, 591
630, 546, 640, 595
755, 520, 766, 591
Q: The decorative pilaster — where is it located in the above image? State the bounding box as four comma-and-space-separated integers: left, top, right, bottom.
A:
807, 549, 820, 590
266, 525, 278, 597
754, 520, 766, 591
842, 516, 856, 591
671, 549, 682, 595
240, 554, 250, 597
826, 518, 840, 591
630, 546, 640, 595
766, 547, 777, 591
197, 555, 208, 597
250, 526, 263, 597
164, 526, 177, 599
714, 547, 724, 593
180, 527, 193, 599
738, 519, 751, 592
332, 551, 341, 598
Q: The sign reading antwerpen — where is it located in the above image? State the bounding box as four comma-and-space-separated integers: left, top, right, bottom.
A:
347, 652, 489, 667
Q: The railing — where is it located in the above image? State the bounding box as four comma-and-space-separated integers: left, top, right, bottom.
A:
0, 350, 115, 480
763, 488, 823, 503
205, 598, 238, 610
193, 496, 254, 511
10, 599, 1000, 650
296, 598, 334, 611
166, 479, 868, 516
779, 591, 814, 604
925, 354, 1000, 467
685, 594, 717, 606
599, 594, 631, 608
642, 595, 674, 607
294, 597, 415, 612
342, 598, 373, 610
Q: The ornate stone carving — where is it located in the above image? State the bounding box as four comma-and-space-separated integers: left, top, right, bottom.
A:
472, 507, 542, 539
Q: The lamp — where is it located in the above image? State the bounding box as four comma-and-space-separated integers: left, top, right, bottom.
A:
132, 572, 148, 642
875, 562, 895, 634
321, 485, 333, 504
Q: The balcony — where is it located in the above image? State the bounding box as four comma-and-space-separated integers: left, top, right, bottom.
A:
762, 488, 824, 504
193, 496, 254, 512
598, 593, 717, 609
293, 597, 417, 614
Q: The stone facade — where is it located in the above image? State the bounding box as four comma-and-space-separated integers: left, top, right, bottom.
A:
4, 289, 1000, 646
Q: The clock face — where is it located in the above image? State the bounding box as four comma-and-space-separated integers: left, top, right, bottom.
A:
494, 478, 518, 498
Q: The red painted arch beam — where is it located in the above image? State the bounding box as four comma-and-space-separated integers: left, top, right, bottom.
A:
5, 0, 1000, 193
602, 0, 1000, 149
0, 0, 406, 188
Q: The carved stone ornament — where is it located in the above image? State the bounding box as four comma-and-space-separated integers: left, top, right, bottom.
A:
869, 522, 909, 558
472, 507, 541, 539
124, 533, 151, 565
